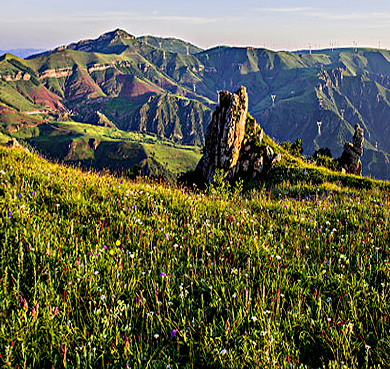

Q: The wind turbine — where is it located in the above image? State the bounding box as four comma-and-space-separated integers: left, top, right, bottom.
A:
317, 121, 322, 136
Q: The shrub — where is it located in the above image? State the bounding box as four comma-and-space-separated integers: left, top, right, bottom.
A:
282, 138, 304, 157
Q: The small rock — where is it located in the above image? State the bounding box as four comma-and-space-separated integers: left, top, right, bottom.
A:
265, 146, 274, 162
4, 138, 29, 152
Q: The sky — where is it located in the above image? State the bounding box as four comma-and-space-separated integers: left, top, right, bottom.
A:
1, 0, 390, 51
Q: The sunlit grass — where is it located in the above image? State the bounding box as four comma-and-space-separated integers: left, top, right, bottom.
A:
0, 146, 389, 368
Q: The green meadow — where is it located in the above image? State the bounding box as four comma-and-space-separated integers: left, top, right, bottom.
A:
1, 145, 390, 368
6, 121, 201, 179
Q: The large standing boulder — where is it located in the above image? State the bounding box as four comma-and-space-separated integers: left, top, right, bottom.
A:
339, 123, 364, 175
196, 86, 281, 183
197, 86, 248, 182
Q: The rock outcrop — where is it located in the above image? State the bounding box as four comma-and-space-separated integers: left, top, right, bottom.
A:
196, 86, 281, 183
4, 138, 29, 152
339, 123, 364, 175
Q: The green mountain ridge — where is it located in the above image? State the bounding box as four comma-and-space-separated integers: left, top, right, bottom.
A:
1, 30, 390, 179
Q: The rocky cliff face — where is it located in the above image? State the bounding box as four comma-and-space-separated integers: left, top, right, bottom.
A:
196, 86, 280, 183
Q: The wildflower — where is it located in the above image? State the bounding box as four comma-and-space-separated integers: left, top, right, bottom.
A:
251, 316, 257, 322
32, 305, 38, 320
109, 249, 115, 256
116, 240, 121, 247
260, 331, 267, 336
232, 293, 237, 298
220, 349, 227, 355
327, 297, 332, 302
171, 329, 178, 338
101, 294, 106, 301
154, 334, 159, 339
365, 344, 371, 350
159, 273, 166, 277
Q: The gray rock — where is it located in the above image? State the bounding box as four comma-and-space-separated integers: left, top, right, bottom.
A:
196, 86, 282, 183
197, 86, 248, 182
265, 146, 275, 162
339, 123, 364, 175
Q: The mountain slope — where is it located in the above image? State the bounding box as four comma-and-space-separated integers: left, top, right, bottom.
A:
2, 30, 390, 179
9, 121, 201, 179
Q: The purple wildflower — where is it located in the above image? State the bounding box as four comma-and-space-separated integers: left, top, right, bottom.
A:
159, 273, 166, 277
171, 329, 178, 338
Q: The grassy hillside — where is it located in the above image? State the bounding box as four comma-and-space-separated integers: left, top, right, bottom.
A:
1, 146, 390, 367
138, 35, 202, 55
9, 121, 201, 179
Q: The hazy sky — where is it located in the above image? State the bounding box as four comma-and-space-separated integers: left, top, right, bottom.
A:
1, 0, 390, 51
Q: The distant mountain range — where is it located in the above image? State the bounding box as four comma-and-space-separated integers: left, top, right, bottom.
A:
1, 29, 390, 179
0, 48, 45, 59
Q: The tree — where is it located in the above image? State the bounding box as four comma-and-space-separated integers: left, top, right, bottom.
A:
291, 138, 303, 157
311, 147, 337, 171
282, 138, 303, 157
